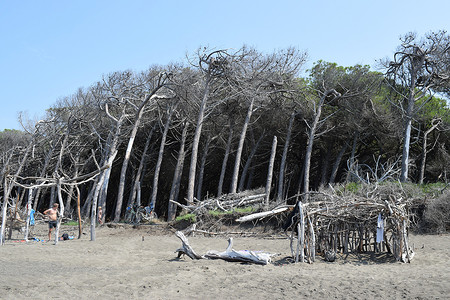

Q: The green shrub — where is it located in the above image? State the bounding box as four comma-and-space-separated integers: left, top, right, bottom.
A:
175, 213, 196, 223
208, 206, 255, 217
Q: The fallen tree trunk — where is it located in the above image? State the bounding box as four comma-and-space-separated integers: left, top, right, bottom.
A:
205, 237, 277, 265
174, 231, 277, 265
235, 206, 292, 222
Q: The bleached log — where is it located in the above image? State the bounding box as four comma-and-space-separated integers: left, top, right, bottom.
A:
175, 231, 203, 260
235, 206, 291, 222
205, 237, 276, 265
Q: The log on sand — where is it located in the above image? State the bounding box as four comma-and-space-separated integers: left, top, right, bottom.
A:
174, 231, 277, 265
205, 237, 277, 265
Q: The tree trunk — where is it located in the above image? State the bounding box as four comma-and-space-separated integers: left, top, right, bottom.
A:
320, 143, 332, 186
127, 127, 154, 209
167, 121, 189, 221
277, 112, 295, 203
303, 95, 326, 198
303, 90, 339, 198
230, 97, 254, 194
217, 123, 233, 197
114, 115, 143, 222
64, 154, 80, 218
419, 119, 441, 184
265, 136, 277, 206
150, 105, 176, 209
54, 178, 65, 245
24, 188, 33, 241
345, 132, 359, 183
196, 134, 212, 201
33, 141, 56, 211
329, 142, 349, 184
91, 150, 118, 240
187, 75, 211, 204
0, 177, 9, 245
238, 131, 264, 192
400, 69, 419, 182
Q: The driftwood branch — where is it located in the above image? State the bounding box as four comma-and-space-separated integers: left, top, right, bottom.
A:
175, 231, 203, 260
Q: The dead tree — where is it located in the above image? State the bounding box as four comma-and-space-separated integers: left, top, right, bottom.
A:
385, 31, 450, 182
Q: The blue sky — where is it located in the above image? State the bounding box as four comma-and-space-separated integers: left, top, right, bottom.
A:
1, 0, 449, 131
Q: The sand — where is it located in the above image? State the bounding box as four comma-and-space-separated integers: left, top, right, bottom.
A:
0, 223, 449, 300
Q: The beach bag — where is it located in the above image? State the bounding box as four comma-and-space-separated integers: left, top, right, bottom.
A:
62, 233, 69, 240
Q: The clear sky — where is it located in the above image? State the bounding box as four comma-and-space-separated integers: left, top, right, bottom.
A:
1, 0, 449, 131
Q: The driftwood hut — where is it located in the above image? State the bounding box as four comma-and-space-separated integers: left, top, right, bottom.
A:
281, 191, 415, 263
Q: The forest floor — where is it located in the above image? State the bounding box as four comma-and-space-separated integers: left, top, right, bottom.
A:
0, 222, 449, 299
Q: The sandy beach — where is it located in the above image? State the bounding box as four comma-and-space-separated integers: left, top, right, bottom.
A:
0, 223, 449, 300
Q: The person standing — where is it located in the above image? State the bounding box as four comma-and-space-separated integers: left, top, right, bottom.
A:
43, 203, 59, 241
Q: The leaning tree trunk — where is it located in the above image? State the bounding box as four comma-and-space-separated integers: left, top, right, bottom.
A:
230, 97, 254, 194
238, 131, 264, 192
329, 142, 349, 184
167, 121, 189, 221
277, 112, 295, 203
0, 177, 9, 245
345, 131, 359, 183
303, 90, 339, 199
64, 153, 80, 217
419, 119, 441, 184
114, 113, 145, 222
91, 149, 118, 241
127, 127, 154, 210
217, 123, 233, 197
265, 136, 277, 206
187, 74, 211, 204
196, 134, 212, 201
150, 104, 177, 209
0, 149, 15, 192
303, 95, 325, 198
33, 140, 57, 211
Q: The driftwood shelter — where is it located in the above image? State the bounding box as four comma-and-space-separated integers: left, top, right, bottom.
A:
281, 192, 415, 264
174, 187, 416, 264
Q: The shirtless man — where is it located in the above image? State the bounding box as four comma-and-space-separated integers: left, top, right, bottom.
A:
43, 203, 59, 241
